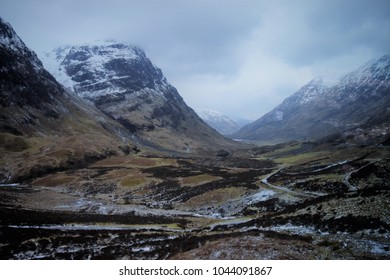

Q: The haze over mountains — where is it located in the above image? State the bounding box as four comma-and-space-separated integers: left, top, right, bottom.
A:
0, 17, 140, 182
195, 109, 246, 136
233, 56, 390, 144
1, 16, 390, 261
0, 17, 236, 183
1, 14, 389, 182
41, 42, 235, 153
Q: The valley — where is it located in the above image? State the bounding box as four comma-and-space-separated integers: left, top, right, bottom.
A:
1, 16, 389, 260
1, 139, 389, 259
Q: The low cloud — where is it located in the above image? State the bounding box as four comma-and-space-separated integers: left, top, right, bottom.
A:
1, 0, 389, 120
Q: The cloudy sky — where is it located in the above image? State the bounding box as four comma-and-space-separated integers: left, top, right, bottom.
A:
2, 0, 389, 120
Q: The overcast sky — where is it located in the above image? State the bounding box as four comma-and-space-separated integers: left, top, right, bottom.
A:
1, 0, 389, 120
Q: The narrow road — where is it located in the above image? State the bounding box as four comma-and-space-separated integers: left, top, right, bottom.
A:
260, 167, 316, 199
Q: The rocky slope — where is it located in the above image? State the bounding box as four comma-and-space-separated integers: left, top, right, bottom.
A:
0, 18, 133, 182
233, 56, 390, 144
42, 42, 235, 153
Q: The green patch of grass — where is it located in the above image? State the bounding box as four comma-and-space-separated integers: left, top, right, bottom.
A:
93, 156, 177, 168
150, 157, 178, 167
0, 133, 30, 152
274, 151, 328, 165
32, 174, 77, 186
182, 187, 246, 208
317, 174, 344, 181
120, 175, 148, 188
181, 174, 221, 186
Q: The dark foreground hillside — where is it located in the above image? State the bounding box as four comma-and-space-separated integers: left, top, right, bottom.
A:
1, 138, 389, 259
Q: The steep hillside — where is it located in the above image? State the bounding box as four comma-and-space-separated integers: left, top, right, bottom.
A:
0, 18, 133, 182
42, 42, 236, 153
233, 56, 390, 144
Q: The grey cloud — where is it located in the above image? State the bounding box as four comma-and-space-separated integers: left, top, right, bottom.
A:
1, 0, 389, 119
256, 0, 390, 66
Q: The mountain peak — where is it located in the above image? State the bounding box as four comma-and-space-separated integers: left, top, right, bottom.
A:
196, 109, 241, 136
196, 109, 227, 119
233, 55, 390, 143
338, 54, 390, 85
280, 77, 328, 107
0, 17, 24, 50
0, 17, 63, 109
42, 41, 233, 152
364, 54, 390, 71
42, 41, 167, 99
332, 54, 390, 103
0, 17, 43, 70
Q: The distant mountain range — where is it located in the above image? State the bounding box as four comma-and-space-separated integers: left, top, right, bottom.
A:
233, 55, 390, 144
195, 109, 249, 135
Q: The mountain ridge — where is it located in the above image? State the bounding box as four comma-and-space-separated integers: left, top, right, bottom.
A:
233, 55, 390, 144
195, 109, 241, 135
0, 18, 136, 182
42, 41, 238, 153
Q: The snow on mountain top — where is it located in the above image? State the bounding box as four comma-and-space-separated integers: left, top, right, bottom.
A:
332, 54, 390, 101
0, 17, 43, 70
196, 109, 228, 120
42, 41, 141, 86
0, 17, 24, 50
41, 41, 167, 98
282, 55, 390, 107
338, 55, 390, 85
361, 54, 390, 72
281, 77, 329, 106
196, 109, 242, 135
42, 40, 144, 65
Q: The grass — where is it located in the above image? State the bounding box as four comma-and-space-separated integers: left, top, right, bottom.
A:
182, 187, 246, 208
273, 151, 328, 165
105, 169, 132, 178
181, 174, 221, 186
317, 174, 344, 181
120, 174, 148, 188
78, 222, 183, 230
0, 134, 30, 152
32, 173, 77, 186
92, 156, 177, 168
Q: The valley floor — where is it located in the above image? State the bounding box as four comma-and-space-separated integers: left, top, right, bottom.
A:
1, 141, 389, 259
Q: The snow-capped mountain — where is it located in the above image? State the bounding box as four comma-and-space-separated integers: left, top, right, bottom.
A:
1, 17, 80, 132
0, 18, 128, 138
0, 17, 137, 182
330, 55, 390, 104
196, 109, 241, 135
42, 42, 169, 100
0, 17, 61, 111
232, 77, 331, 141
280, 77, 329, 107
233, 55, 390, 143
42, 42, 233, 152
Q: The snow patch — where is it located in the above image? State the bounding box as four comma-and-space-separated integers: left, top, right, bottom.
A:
41, 41, 167, 98
275, 111, 283, 121
196, 108, 241, 135
268, 223, 320, 235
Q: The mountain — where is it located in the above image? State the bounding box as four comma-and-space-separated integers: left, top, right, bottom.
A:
196, 109, 241, 135
232, 77, 331, 141
230, 116, 253, 128
42, 42, 234, 152
0, 18, 133, 182
233, 56, 390, 144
